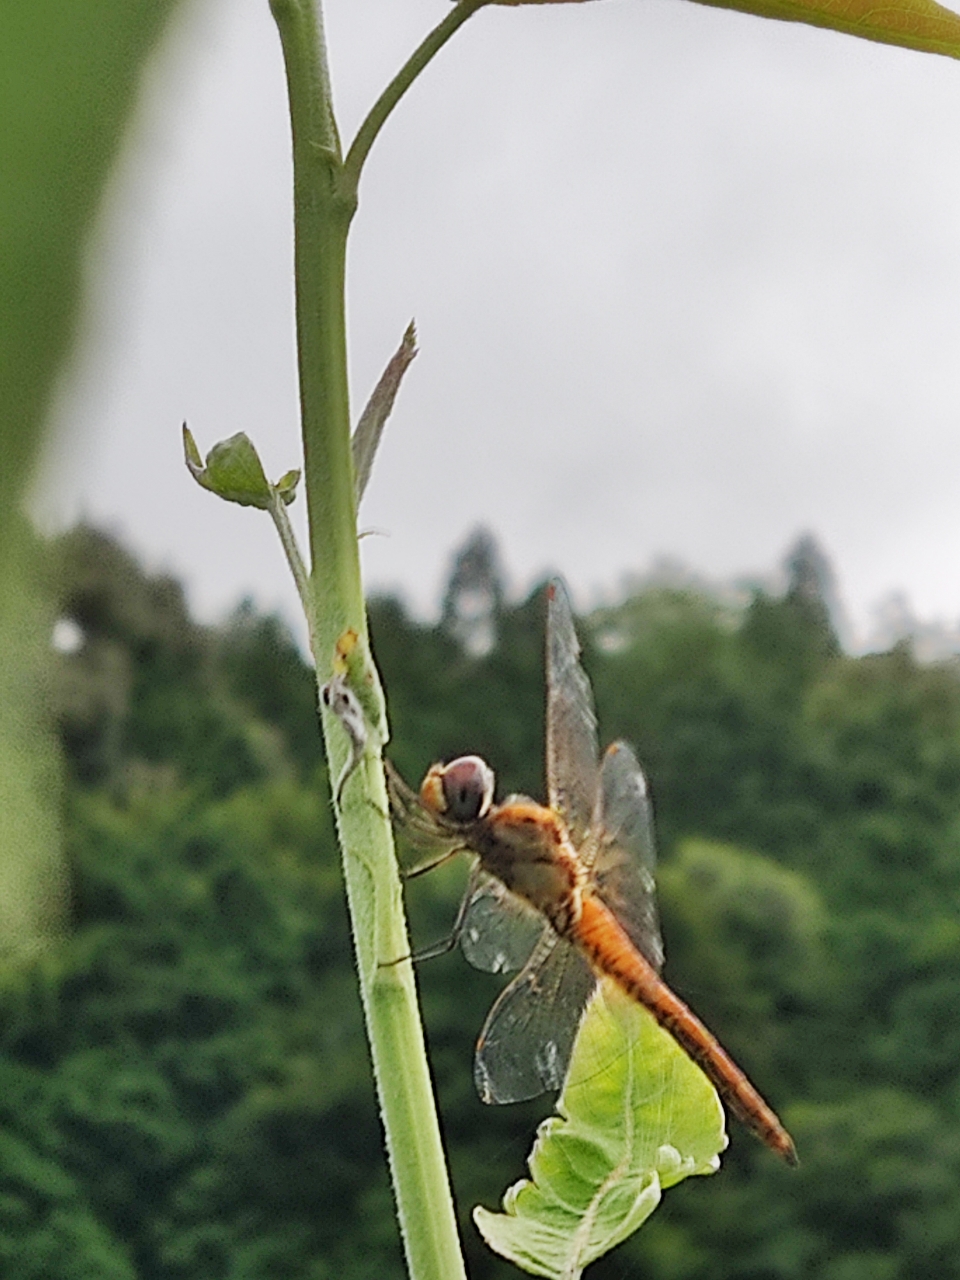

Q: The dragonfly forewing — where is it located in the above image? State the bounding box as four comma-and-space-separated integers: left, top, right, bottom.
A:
546, 579, 600, 848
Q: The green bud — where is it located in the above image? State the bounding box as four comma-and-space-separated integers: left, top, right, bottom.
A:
274, 469, 302, 506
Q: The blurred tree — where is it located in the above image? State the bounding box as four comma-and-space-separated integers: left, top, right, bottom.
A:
439, 528, 505, 658
55, 526, 318, 795
784, 532, 850, 651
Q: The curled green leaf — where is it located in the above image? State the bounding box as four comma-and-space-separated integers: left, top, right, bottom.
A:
183, 425, 299, 510
182, 425, 271, 508
181, 422, 204, 473
474, 986, 726, 1279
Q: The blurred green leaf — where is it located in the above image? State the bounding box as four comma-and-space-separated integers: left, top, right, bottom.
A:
491, 0, 960, 61
692, 0, 960, 60
0, 522, 66, 958
474, 987, 725, 1278
0, 0, 185, 541
0, 0, 184, 967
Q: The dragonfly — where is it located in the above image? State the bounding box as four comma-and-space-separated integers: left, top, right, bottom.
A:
386, 578, 797, 1166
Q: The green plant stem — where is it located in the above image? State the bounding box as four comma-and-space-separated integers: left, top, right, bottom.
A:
268, 3, 468, 1278
267, 492, 312, 624
342, 0, 490, 197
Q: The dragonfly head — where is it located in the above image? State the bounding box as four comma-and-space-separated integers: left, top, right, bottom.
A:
421, 755, 495, 824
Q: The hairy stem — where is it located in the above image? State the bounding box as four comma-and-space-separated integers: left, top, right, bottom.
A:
267, 492, 312, 617
269, 3, 467, 1277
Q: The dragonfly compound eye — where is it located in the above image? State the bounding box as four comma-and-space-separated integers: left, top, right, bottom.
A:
439, 756, 495, 822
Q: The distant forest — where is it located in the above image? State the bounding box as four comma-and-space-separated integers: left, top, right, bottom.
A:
5, 523, 960, 1279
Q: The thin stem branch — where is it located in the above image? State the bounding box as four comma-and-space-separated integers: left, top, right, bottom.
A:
342, 0, 489, 196
268, 493, 311, 618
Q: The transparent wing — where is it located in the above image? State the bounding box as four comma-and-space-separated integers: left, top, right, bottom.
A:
474, 929, 597, 1104
588, 741, 663, 970
546, 578, 600, 848
460, 875, 545, 975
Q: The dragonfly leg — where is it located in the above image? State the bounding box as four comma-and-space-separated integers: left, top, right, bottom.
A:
402, 847, 460, 880
376, 876, 467, 969
388, 862, 482, 968
410, 862, 483, 962
377, 934, 458, 968
402, 934, 456, 964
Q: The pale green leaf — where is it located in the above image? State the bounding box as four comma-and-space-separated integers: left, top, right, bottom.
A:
474, 985, 726, 1280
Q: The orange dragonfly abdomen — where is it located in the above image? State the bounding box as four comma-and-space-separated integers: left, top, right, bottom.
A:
572, 892, 798, 1167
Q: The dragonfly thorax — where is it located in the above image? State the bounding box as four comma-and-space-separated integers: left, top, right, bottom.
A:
472, 800, 586, 937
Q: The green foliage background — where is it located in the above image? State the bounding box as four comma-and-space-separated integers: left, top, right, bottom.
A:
2, 523, 955, 1278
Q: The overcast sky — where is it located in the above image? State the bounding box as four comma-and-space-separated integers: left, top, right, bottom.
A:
38, 0, 960, 648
